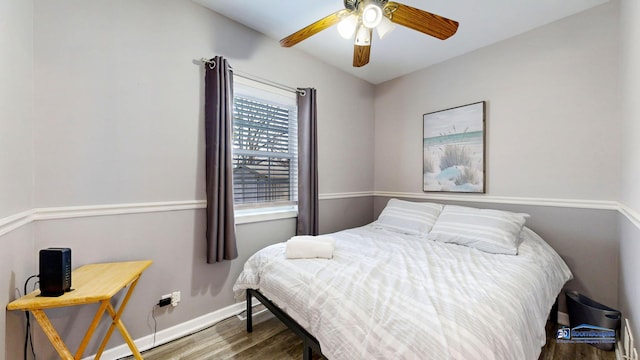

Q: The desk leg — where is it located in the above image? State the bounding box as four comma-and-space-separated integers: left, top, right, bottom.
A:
106, 304, 142, 359
74, 300, 109, 359
94, 275, 143, 360
31, 310, 74, 360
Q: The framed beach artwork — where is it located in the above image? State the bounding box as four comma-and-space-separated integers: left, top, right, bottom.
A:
423, 101, 486, 193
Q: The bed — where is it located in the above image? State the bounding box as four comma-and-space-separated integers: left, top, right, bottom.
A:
233, 200, 573, 360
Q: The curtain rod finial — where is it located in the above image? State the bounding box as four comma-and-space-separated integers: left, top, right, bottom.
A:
199, 58, 216, 69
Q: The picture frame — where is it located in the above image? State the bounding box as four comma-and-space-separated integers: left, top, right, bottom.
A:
423, 101, 486, 193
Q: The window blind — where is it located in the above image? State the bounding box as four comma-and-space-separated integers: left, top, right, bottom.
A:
232, 92, 298, 207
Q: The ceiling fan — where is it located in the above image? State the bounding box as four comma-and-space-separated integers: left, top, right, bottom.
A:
280, 0, 459, 67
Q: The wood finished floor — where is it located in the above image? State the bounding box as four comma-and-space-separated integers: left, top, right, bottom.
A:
122, 309, 616, 360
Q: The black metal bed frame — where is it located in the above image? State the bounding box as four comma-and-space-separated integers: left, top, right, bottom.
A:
246, 288, 323, 360
246, 288, 561, 360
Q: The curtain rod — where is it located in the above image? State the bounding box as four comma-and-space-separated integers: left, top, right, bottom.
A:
199, 58, 305, 96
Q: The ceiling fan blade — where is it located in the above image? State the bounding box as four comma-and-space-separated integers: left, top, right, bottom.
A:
280, 9, 350, 47
353, 27, 372, 67
386, 2, 459, 40
353, 44, 371, 67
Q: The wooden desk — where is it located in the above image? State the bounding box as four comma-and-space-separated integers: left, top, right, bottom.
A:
7, 260, 152, 360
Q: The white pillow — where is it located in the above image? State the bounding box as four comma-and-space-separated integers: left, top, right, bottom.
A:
427, 205, 528, 255
374, 199, 443, 236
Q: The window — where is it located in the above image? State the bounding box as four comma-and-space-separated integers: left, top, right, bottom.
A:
232, 78, 298, 210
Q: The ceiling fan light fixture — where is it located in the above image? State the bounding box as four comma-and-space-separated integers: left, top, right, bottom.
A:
279, 0, 460, 68
337, 14, 358, 39
361, 1, 383, 29
354, 24, 371, 46
376, 15, 395, 39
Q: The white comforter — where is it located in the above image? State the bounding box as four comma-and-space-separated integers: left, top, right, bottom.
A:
233, 225, 572, 360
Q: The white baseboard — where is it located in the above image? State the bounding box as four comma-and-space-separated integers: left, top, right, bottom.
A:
86, 301, 246, 360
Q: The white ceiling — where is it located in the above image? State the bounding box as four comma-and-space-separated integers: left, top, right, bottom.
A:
193, 0, 608, 84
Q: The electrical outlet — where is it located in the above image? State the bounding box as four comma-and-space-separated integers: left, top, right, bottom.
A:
171, 291, 181, 307
158, 294, 172, 307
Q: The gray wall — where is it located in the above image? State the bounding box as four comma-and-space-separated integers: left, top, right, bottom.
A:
373, 2, 622, 309
374, 197, 619, 311
619, 0, 640, 341
320, 197, 375, 234
2, 0, 639, 358
372, 0, 640, 342
374, 2, 620, 200
32, 0, 375, 207
0, 0, 36, 359
619, 216, 640, 340
29, 211, 295, 356
0, 0, 375, 359
0, 0, 34, 218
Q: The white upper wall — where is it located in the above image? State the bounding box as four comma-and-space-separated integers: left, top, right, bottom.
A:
620, 0, 640, 212
25, 0, 625, 209
374, 2, 620, 201
618, 0, 640, 342
0, 1, 35, 359
0, 0, 34, 217
33, 0, 374, 208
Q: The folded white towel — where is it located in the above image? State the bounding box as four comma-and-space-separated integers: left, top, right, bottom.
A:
289, 235, 336, 247
286, 236, 336, 259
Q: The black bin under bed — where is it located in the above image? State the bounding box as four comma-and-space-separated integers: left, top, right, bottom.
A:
566, 290, 621, 351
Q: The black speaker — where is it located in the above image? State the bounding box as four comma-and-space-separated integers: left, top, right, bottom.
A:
39, 248, 71, 297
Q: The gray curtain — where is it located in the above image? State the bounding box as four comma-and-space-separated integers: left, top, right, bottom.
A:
204, 56, 238, 263
296, 88, 319, 236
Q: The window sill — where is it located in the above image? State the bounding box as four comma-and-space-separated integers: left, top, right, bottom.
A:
234, 206, 298, 225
